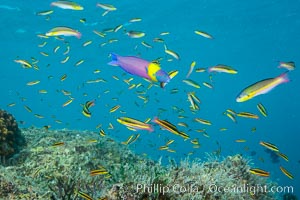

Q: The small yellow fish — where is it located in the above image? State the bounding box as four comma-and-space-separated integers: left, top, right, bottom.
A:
27, 80, 40, 86
194, 30, 213, 39
249, 168, 270, 177
127, 31, 145, 38
259, 141, 279, 152
279, 166, 293, 179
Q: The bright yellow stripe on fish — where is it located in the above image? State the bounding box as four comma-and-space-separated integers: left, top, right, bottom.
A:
194, 30, 213, 39
249, 168, 270, 177
164, 46, 180, 60
90, 169, 109, 176
14, 59, 32, 68
194, 118, 212, 125
77, 191, 93, 200
93, 30, 106, 37
279, 166, 293, 179
276, 152, 288, 162
237, 112, 259, 119
117, 117, 153, 132
24, 105, 32, 112
110, 105, 120, 113
259, 141, 279, 152
165, 139, 174, 146
159, 145, 169, 150
257, 103, 267, 117
183, 79, 200, 88
236, 72, 289, 102
62, 98, 74, 107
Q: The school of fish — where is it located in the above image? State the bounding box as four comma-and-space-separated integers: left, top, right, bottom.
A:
9, 1, 296, 197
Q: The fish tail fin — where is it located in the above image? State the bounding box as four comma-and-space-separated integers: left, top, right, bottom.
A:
152, 116, 158, 123
108, 53, 119, 66
279, 72, 289, 83
76, 32, 82, 39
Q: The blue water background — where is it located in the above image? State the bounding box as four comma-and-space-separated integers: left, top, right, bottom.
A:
1, 0, 299, 197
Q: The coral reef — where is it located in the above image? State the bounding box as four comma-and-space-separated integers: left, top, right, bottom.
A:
0, 128, 287, 199
0, 109, 25, 159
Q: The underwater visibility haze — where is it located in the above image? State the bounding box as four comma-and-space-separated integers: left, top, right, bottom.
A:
0, 0, 299, 199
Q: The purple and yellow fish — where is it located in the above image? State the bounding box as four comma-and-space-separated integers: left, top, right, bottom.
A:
108, 53, 170, 87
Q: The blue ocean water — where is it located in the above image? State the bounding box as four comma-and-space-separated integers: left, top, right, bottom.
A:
1, 0, 299, 198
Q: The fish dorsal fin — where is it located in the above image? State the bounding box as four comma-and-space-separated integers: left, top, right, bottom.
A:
151, 60, 160, 65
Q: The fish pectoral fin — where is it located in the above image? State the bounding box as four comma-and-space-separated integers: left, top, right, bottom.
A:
107, 61, 119, 66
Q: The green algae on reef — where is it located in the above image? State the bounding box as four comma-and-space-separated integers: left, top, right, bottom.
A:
0, 128, 278, 199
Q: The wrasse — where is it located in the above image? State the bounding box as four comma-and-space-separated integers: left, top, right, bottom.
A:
77, 191, 93, 200
90, 169, 109, 176
62, 98, 74, 107
129, 18, 142, 23
26, 80, 40, 86
127, 31, 145, 38
194, 118, 212, 126
249, 168, 270, 177
237, 112, 259, 119
110, 105, 120, 113
152, 117, 189, 139
141, 41, 152, 48
194, 30, 213, 39
278, 61, 295, 71
46, 26, 81, 39
117, 117, 153, 132
82, 100, 95, 118
165, 139, 175, 146
182, 79, 201, 88
186, 61, 196, 78
96, 3, 117, 11
51, 1, 84, 10
52, 142, 65, 147
187, 92, 200, 111
259, 141, 279, 152
36, 10, 54, 16
164, 44, 180, 60
235, 139, 246, 143
190, 138, 199, 145
257, 103, 268, 117
276, 152, 289, 162
279, 166, 293, 179
108, 53, 170, 87
14, 59, 32, 68
208, 65, 238, 74
236, 72, 289, 102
